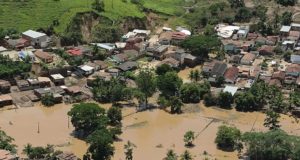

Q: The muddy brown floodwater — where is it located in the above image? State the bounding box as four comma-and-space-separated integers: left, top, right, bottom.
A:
0, 102, 300, 160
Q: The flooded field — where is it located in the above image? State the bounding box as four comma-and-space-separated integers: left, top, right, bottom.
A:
0, 101, 299, 159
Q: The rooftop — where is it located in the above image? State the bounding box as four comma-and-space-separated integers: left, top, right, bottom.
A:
22, 30, 46, 38
223, 85, 238, 96
51, 74, 64, 80
280, 25, 291, 32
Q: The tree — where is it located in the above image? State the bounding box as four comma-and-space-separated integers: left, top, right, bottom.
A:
86, 129, 115, 160
124, 141, 136, 160
180, 83, 201, 103
188, 70, 200, 82
275, 0, 296, 6
41, 93, 56, 107
235, 7, 252, 22
180, 150, 193, 160
92, 77, 127, 103
215, 125, 241, 151
22, 144, 59, 159
170, 96, 183, 114
92, 24, 121, 43
136, 68, 156, 107
0, 130, 16, 153
203, 93, 217, 106
218, 92, 234, 109
92, 0, 104, 12
164, 149, 178, 160
242, 130, 296, 160
235, 92, 256, 111
264, 110, 281, 130
227, 0, 245, 8
281, 11, 292, 25
68, 103, 108, 137
157, 71, 182, 97
184, 131, 195, 147
107, 106, 122, 126
156, 64, 173, 75
180, 35, 221, 59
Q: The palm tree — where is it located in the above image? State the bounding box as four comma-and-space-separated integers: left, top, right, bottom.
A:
124, 141, 136, 160
164, 149, 178, 160
189, 70, 195, 82
180, 150, 193, 160
184, 131, 195, 147
194, 70, 200, 81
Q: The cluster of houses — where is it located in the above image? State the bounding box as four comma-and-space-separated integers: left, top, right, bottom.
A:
0, 25, 196, 108
212, 23, 300, 101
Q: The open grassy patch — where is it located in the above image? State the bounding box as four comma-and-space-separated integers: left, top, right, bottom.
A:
143, 0, 186, 15
101, 0, 145, 20
0, 0, 94, 32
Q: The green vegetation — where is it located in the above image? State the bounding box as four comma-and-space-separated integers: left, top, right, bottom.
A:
243, 130, 300, 160
0, 55, 31, 79
23, 144, 61, 159
136, 68, 157, 107
180, 82, 211, 103
68, 103, 124, 159
41, 94, 56, 107
143, 0, 186, 16
164, 149, 178, 160
180, 150, 193, 160
215, 125, 242, 151
124, 141, 136, 160
183, 131, 195, 147
0, 0, 93, 33
0, 130, 16, 153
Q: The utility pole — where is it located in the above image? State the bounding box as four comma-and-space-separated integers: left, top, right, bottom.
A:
68, 116, 70, 129
37, 122, 40, 134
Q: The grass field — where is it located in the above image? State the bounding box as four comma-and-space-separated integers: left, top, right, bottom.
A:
143, 0, 186, 15
0, 0, 145, 34
0, 0, 93, 33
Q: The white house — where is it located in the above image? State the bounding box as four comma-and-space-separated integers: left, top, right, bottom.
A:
22, 30, 49, 48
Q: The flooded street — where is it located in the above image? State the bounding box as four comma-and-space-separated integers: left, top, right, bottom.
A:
0, 101, 299, 159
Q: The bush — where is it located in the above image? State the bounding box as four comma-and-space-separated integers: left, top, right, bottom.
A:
41, 94, 56, 107
215, 125, 241, 151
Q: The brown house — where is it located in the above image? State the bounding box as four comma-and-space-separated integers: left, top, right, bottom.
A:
224, 67, 239, 84
34, 50, 53, 63
259, 45, 275, 56
0, 80, 11, 94
0, 94, 13, 107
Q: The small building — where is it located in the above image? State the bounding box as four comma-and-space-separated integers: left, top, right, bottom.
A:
34, 50, 53, 63
288, 31, 300, 41
282, 40, 295, 50
123, 49, 140, 60
280, 26, 291, 36
34, 87, 64, 103
171, 32, 188, 44
224, 43, 239, 54
152, 45, 169, 60
0, 46, 8, 53
93, 60, 108, 70
291, 23, 300, 31
65, 86, 82, 96
22, 30, 48, 48
291, 55, 300, 64
16, 80, 31, 91
117, 61, 138, 72
50, 74, 64, 86
285, 64, 300, 77
247, 33, 259, 40
133, 29, 151, 38
79, 65, 94, 76
284, 76, 297, 84
238, 65, 250, 78
272, 71, 285, 82
229, 55, 241, 64
159, 31, 173, 45
0, 80, 11, 94
224, 67, 239, 84
211, 62, 227, 78
38, 77, 51, 87
112, 54, 128, 64
259, 45, 275, 56
184, 54, 197, 67
159, 57, 180, 68
0, 94, 13, 107
240, 53, 256, 65
223, 85, 238, 96
27, 78, 40, 89
236, 26, 249, 39
249, 66, 261, 79
202, 61, 216, 73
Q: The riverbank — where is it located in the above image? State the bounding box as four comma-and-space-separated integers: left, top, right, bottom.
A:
0, 102, 299, 159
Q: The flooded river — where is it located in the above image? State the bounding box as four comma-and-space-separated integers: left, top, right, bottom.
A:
0, 102, 299, 159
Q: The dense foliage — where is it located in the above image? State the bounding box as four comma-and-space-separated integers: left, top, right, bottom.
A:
0, 55, 31, 79
180, 35, 221, 59
0, 130, 16, 153
180, 82, 210, 103
41, 94, 56, 107
215, 125, 241, 151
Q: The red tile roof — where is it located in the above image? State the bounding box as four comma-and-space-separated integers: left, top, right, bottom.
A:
224, 67, 239, 82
